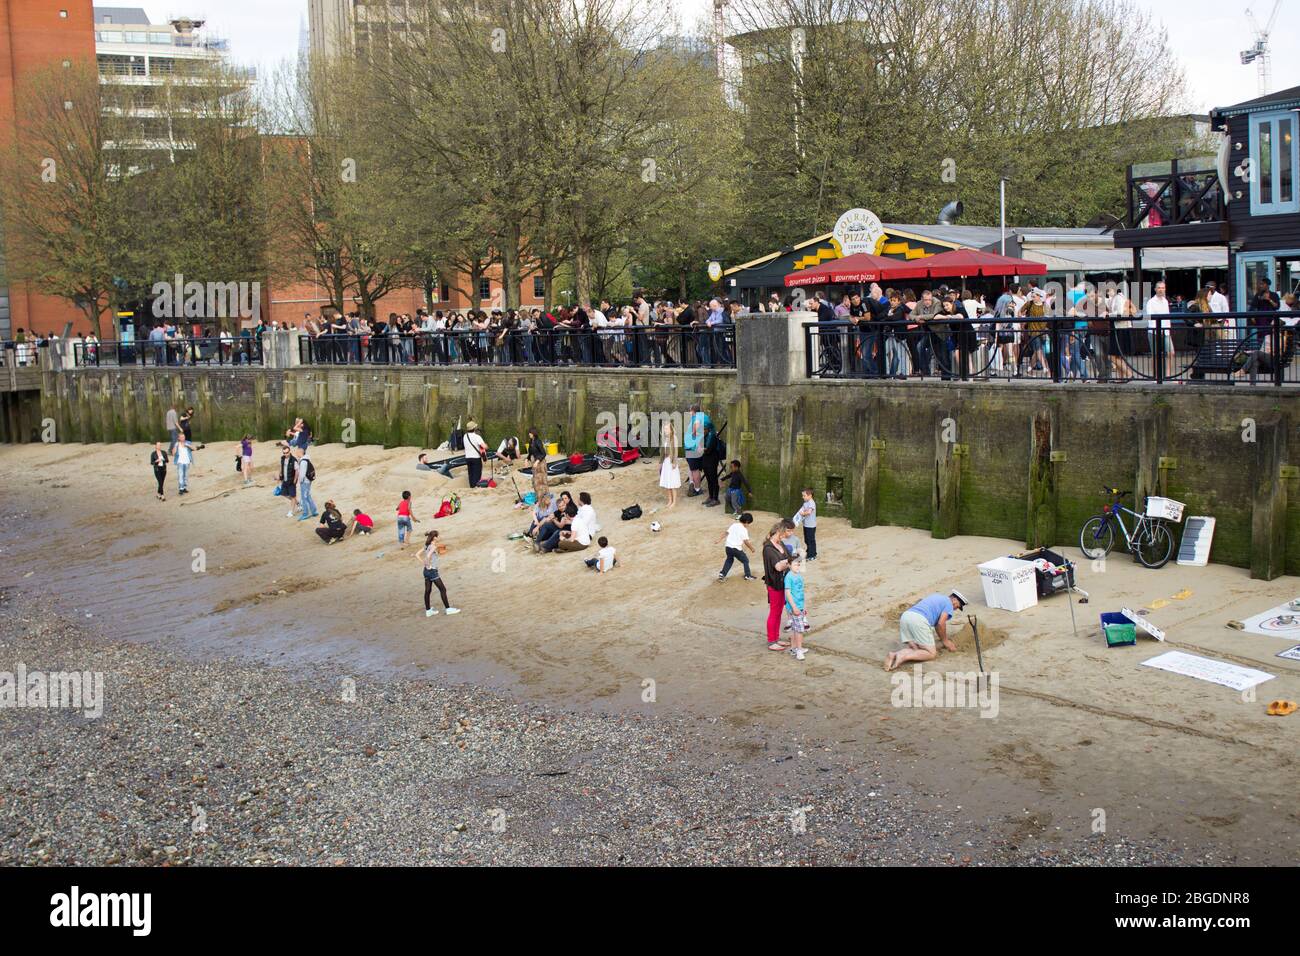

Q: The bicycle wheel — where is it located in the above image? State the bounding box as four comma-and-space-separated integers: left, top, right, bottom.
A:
1134, 521, 1174, 569
1078, 515, 1114, 560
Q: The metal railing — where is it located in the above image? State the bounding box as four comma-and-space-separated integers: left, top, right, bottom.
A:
1127, 157, 1223, 229
70, 337, 264, 368
297, 325, 737, 370
803, 313, 1299, 386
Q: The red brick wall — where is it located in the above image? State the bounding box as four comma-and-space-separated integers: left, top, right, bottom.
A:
0, 0, 96, 337
265, 267, 545, 327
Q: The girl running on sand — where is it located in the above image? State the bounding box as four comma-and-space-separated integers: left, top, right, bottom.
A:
418, 530, 459, 617
150, 442, 168, 501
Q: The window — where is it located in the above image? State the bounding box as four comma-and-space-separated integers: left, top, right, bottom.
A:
532, 276, 544, 298
440, 283, 450, 302
1250, 110, 1300, 216
479, 278, 491, 300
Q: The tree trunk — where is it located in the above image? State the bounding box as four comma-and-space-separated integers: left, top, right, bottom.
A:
574, 239, 592, 309
81, 299, 104, 341
468, 261, 484, 315
330, 271, 347, 316
679, 267, 688, 303
501, 222, 521, 310
542, 266, 556, 312
423, 268, 436, 312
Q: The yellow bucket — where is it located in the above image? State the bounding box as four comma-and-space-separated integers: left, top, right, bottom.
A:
545, 441, 560, 456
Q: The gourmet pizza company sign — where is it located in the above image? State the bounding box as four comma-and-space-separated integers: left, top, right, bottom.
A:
832, 208, 886, 257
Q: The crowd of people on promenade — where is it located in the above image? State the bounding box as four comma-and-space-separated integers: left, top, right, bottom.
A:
298, 298, 739, 368
799, 276, 1297, 382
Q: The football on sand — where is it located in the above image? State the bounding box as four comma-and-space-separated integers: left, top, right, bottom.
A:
650, 521, 662, 532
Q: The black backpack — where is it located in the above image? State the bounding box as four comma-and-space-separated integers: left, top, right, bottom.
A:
621, 504, 642, 521
305, 459, 317, 482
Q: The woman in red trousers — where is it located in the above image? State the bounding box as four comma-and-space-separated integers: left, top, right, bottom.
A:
761, 521, 793, 651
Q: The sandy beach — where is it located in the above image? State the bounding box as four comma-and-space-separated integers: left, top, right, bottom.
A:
0, 438, 1296, 864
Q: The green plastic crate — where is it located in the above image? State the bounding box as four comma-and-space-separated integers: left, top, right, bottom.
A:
1101, 612, 1136, 648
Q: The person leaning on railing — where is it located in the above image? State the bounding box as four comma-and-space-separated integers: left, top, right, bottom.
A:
1017, 290, 1050, 377
1081, 290, 1110, 382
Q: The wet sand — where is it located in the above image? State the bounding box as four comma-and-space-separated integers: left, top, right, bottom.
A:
0, 440, 1296, 863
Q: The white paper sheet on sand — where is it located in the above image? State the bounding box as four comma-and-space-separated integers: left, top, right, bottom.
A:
1240, 598, 1300, 637
1141, 651, 1275, 692
1277, 645, 1300, 662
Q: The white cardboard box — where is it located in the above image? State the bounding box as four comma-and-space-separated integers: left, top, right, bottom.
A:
1144, 496, 1185, 522
978, 557, 1038, 612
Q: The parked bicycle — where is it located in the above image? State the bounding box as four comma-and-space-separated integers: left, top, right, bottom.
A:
1078, 487, 1175, 569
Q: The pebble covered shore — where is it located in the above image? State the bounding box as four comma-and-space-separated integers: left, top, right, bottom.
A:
0, 591, 1227, 866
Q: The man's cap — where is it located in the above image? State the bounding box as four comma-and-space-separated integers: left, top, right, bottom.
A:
950, 589, 968, 609
466, 421, 479, 430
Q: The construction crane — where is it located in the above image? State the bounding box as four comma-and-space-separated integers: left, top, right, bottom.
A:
1240, 1, 1281, 97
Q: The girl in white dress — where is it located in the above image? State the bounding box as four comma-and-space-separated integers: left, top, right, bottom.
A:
659, 420, 681, 508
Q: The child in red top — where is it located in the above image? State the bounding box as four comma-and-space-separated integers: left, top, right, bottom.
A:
347, 509, 374, 537
396, 491, 418, 546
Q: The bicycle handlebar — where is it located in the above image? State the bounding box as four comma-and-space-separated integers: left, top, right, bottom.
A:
1102, 486, 1131, 498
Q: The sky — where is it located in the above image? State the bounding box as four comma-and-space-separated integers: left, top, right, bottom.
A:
150, 0, 1297, 113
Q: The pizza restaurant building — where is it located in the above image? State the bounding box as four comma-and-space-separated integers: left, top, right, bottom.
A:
723, 208, 1227, 306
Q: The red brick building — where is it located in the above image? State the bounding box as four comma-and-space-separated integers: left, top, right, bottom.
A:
0, 0, 96, 339
0, 2, 541, 337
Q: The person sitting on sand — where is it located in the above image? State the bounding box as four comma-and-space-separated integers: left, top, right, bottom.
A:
526, 493, 556, 539
885, 590, 968, 671
585, 536, 617, 572
536, 493, 579, 553
496, 436, 520, 464
346, 509, 373, 537
316, 501, 347, 545
550, 492, 599, 553
417, 452, 437, 471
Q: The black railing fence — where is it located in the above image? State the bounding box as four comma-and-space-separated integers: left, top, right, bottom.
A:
297, 325, 738, 370
70, 337, 264, 368
803, 313, 1298, 386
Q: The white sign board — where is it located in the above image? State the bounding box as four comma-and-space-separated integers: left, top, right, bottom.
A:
1121, 607, 1165, 641
1141, 650, 1275, 692
832, 208, 886, 257
1276, 644, 1300, 662
1239, 597, 1300, 637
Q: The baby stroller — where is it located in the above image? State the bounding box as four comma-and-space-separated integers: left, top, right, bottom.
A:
594, 426, 642, 470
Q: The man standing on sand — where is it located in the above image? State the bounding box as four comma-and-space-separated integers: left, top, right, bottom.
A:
294, 447, 318, 521
462, 421, 488, 489
885, 590, 967, 671
165, 405, 180, 456
683, 403, 710, 497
